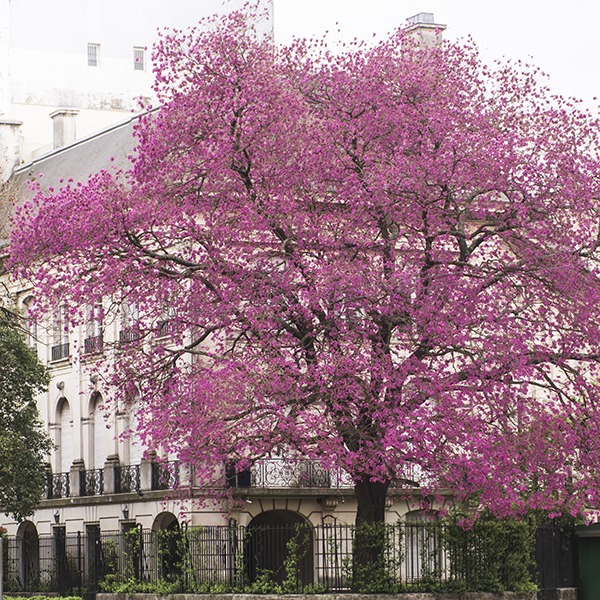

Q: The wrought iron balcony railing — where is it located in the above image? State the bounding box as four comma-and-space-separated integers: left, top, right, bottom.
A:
84, 334, 103, 355
80, 468, 104, 496
228, 458, 354, 489
47, 472, 70, 499
116, 464, 141, 493
226, 459, 432, 490
50, 342, 70, 362
119, 327, 141, 345
155, 319, 175, 337
151, 460, 179, 490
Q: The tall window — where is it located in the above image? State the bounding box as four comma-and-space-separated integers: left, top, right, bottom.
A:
120, 300, 140, 344
84, 301, 104, 355
133, 46, 145, 71
51, 304, 70, 361
22, 296, 37, 353
87, 43, 100, 67
126, 393, 144, 466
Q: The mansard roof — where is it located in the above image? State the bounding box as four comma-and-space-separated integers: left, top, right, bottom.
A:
13, 113, 139, 192
1, 113, 141, 248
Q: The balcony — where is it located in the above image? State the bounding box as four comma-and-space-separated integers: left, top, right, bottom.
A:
50, 342, 69, 362
228, 458, 353, 489
119, 326, 141, 345
155, 319, 175, 338
226, 459, 431, 490
43, 460, 180, 500
84, 334, 103, 355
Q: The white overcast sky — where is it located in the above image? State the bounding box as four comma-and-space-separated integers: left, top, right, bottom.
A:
272, 0, 599, 111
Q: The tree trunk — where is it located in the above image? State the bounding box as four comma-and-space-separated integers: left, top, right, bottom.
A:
352, 477, 390, 590
355, 477, 389, 525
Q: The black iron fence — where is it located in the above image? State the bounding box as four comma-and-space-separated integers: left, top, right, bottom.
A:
0, 521, 576, 597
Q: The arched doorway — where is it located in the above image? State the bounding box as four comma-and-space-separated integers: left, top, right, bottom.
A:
405, 510, 440, 582
152, 512, 181, 581
17, 521, 39, 590
246, 510, 314, 587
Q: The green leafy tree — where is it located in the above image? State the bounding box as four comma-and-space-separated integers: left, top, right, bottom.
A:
0, 308, 52, 520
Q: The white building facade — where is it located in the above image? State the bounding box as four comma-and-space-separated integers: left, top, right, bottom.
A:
0, 0, 272, 165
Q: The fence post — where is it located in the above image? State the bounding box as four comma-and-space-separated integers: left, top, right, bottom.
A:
181, 522, 188, 592
54, 526, 69, 595
1, 535, 4, 600
138, 524, 144, 582
77, 531, 82, 595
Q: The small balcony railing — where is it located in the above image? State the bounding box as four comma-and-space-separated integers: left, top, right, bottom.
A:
151, 461, 179, 490
80, 468, 104, 496
84, 334, 103, 355
119, 327, 141, 345
46, 472, 70, 499
116, 464, 141, 493
155, 320, 175, 337
50, 342, 70, 362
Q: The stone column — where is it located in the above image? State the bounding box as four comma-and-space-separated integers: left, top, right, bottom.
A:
140, 450, 156, 492
104, 454, 120, 495
70, 459, 85, 497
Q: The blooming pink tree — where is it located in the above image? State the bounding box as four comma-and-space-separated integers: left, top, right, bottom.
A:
10, 10, 600, 528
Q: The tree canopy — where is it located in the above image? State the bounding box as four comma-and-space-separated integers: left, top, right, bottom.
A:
0, 309, 51, 520
9, 9, 600, 523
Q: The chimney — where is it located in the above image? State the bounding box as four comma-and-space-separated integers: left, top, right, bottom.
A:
404, 12, 446, 46
0, 118, 22, 182
50, 108, 79, 149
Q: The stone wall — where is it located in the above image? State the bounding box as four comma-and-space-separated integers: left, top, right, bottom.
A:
98, 592, 538, 600
556, 588, 578, 600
